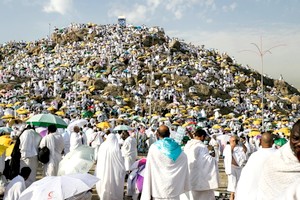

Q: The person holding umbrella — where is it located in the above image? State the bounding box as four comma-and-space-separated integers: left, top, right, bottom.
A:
39, 124, 64, 176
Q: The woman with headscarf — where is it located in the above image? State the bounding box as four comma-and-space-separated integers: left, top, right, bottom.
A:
95, 133, 126, 200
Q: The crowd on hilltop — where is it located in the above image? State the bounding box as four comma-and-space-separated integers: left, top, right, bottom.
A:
0, 23, 300, 199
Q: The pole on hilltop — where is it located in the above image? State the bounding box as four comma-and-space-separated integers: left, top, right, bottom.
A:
240, 36, 285, 131
49, 23, 51, 39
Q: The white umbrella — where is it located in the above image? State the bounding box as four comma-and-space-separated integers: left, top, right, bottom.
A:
58, 145, 95, 175
67, 119, 88, 133
113, 124, 133, 131
19, 173, 99, 200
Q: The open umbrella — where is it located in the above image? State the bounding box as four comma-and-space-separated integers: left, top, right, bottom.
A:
26, 114, 68, 128
81, 110, 93, 118
96, 121, 110, 129
58, 145, 95, 175
0, 144, 8, 156
1, 114, 14, 120
113, 125, 133, 131
67, 119, 88, 133
274, 138, 288, 147
19, 173, 99, 200
212, 124, 221, 130
0, 135, 14, 156
276, 127, 291, 136
248, 129, 261, 137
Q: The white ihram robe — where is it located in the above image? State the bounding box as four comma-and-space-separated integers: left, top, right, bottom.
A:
3, 175, 26, 200
141, 139, 190, 200
95, 134, 126, 200
235, 147, 276, 200
257, 142, 300, 200
39, 132, 64, 176
121, 136, 138, 171
184, 139, 219, 200
19, 129, 41, 187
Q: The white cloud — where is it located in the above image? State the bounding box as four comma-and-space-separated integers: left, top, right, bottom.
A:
222, 2, 237, 12
108, 4, 150, 24
108, 0, 217, 22
43, 0, 73, 15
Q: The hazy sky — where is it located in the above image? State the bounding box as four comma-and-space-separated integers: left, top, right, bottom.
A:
1, 0, 300, 88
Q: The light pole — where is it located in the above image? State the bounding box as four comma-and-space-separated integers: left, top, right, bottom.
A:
240, 37, 285, 131
49, 23, 51, 39
149, 65, 153, 117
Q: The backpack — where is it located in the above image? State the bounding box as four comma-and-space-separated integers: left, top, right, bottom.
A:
38, 146, 50, 164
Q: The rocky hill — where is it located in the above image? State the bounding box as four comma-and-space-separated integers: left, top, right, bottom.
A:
0, 23, 299, 118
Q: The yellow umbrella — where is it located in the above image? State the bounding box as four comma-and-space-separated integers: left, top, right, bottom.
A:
94, 111, 102, 116
14, 101, 21, 106
0, 145, 8, 156
253, 120, 261, 126
277, 127, 291, 136
209, 116, 215, 120
89, 86, 95, 92
181, 109, 187, 114
159, 117, 167, 122
8, 118, 23, 127
123, 98, 130, 102
6, 143, 15, 157
60, 63, 70, 67
16, 108, 29, 115
165, 113, 172, 117
172, 122, 180, 126
52, 67, 60, 71
6, 103, 13, 108
224, 127, 232, 131
1, 114, 14, 119
47, 106, 56, 111
96, 122, 111, 129
0, 135, 13, 147
249, 129, 261, 137
55, 110, 65, 117
212, 124, 221, 129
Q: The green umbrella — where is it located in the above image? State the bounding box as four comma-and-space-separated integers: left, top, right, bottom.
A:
81, 110, 93, 118
26, 114, 68, 128
274, 138, 288, 147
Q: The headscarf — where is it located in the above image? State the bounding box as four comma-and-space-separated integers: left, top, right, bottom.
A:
154, 137, 182, 161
